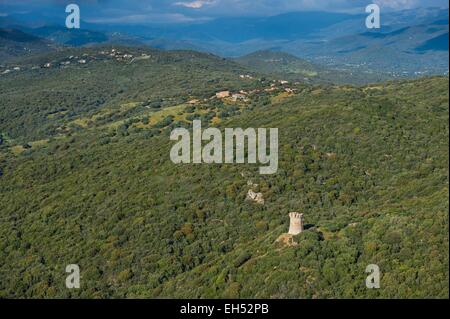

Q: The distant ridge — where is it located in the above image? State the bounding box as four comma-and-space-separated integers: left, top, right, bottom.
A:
0, 28, 56, 61
0, 28, 43, 42
416, 33, 449, 52
233, 50, 386, 84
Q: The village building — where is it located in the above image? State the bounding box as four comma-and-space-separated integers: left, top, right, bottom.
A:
285, 88, 297, 94
216, 91, 230, 99
187, 99, 199, 105
232, 93, 247, 101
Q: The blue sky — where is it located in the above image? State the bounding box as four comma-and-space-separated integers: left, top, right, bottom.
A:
1, 0, 449, 24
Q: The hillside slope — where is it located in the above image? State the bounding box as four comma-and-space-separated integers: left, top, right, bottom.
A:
234, 50, 387, 84
0, 47, 260, 142
0, 63, 448, 298
0, 28, 57, 62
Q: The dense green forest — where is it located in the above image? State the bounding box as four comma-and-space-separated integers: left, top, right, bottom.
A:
0, 47, 448, 298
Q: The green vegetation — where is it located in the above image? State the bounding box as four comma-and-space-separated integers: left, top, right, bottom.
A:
0, 47, 448, 298
0, 47, 262, 142
233, 50, 388, 85
0, 28, 57, 62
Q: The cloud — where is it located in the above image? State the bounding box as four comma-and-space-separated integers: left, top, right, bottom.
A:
373, 0, 419, 9
1, 0, 448, 24
169, 0, 448, 16
86, 14, 198, 24
174, 0, 216, 9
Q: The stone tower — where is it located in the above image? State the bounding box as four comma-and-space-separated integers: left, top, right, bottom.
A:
288, 212, 304, 235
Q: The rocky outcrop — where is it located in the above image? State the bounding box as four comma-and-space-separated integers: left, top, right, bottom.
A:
246, 189, 264, 205
275, 234, 298, 247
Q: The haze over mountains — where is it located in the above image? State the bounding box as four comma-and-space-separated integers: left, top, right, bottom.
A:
0, 6, 448, 79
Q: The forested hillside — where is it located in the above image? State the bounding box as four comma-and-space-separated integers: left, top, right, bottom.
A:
0, 28, 57, 62
233, 50, 387, 84
0, 47, 259, 142
0, 47, 448, 298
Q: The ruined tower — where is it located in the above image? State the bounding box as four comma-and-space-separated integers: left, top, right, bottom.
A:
288, 212, 304, 235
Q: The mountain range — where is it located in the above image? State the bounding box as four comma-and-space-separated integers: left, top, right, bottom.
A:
0, 7, 448, 78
